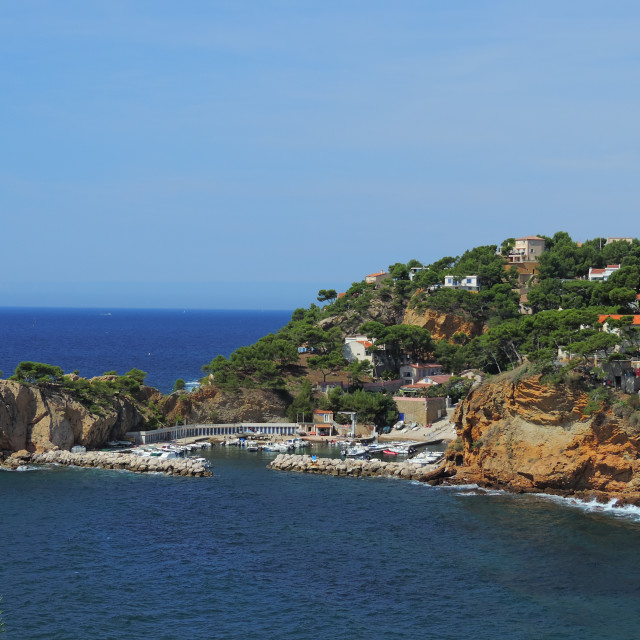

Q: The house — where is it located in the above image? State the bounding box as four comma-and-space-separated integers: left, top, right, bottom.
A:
365, 271, 392, 286
443, 275, 480, 292
312, 409, 335, 437
409, 266, 425, 281
415, 374, 452, 387
393, 396, 447, 427
459, 369, 486, 384
399, 363, 443, 384
600, 360, 640, 394
342, 336, 375, 365
606, 237, 633, 245
588, 265, 621, 282
597, 314, 640, 331
507, 236, 546, 264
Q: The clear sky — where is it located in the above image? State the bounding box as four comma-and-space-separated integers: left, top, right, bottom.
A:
2, 1, 639, 309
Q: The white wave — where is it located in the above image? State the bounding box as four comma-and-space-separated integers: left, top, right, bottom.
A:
0, 464, 44, 472
533, 493, 640, 522
439, 483, 481, 491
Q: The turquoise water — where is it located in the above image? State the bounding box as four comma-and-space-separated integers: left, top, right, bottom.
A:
3, 448, 640, 639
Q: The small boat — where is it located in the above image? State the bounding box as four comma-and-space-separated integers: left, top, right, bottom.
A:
407, 451, 444, 465
342, 446, 370, 458
262, 443, 289, 453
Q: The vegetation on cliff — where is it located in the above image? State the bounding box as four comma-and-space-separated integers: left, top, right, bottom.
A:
195, 232, 640, 425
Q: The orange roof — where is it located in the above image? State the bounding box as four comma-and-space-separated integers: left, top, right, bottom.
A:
356, 340, 373, 349
313, 409, 333, 414
366, 271, 387, 278
337, 292, 346, 298
516, 236, 544, 241
598, 315, 640, 325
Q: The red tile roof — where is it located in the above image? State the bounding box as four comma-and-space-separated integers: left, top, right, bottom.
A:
598, 315, 640, 325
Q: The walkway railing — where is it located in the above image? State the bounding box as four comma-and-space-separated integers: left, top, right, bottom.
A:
127, 422, 300, 444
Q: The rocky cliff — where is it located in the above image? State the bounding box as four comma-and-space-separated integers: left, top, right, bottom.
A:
161, 384, 290, 424
449, 374, 640, 504
0, 380, 151, 453
403, 308, 484, 341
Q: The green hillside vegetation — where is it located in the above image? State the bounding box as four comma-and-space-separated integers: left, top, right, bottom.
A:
201, 232, 640, 423
8, 364, 163, 427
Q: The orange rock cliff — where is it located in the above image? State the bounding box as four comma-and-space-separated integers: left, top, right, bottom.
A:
448, 373, 640, 504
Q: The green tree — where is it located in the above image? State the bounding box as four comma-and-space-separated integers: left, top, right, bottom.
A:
317, 289, 338, 303
609, 287, 638, 310
308, 350, 345, 383
10, 362, 64, 384
388, 262, 410, 280
286, 379, 314, 422
125, 368, 147, 384
173, 378, 186, 392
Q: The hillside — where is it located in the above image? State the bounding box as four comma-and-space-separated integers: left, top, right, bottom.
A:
3, 231, 640, 453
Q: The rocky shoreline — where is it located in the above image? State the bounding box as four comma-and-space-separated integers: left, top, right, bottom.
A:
268, 453, 452, 483
1, 450, 213, 477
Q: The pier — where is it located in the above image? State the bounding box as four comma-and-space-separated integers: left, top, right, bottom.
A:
268, 453, 453, 483
3, 450, 213, 477
127, 422, 300, 444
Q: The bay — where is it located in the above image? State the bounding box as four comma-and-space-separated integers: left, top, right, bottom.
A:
2, 308, 640, 639
3, 449, 640, 639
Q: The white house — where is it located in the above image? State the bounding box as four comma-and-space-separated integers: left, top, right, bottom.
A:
443, 275, 480, 292
588, 264, 621, 282
342, 336, 376, 365
398, 363, 443, 384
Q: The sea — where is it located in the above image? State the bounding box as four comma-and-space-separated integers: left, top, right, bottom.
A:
2, 308, 640, 640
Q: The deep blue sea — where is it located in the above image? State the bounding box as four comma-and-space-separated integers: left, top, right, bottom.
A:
2, 308, 640, 639
0, 307, 292, 393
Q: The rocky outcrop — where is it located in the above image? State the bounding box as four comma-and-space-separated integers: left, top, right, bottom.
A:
449, 374, 640, 504
403, 308, 484, 341
0, 380, 149, 453
161, 385, 290, 424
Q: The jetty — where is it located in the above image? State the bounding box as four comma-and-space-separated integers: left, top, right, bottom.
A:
268, 453, 452, 483
2, 450, 213, 477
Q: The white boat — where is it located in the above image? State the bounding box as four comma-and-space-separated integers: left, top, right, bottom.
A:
407, 451, 444, 465
262, 443, 289, 453
342, 445, 370, 458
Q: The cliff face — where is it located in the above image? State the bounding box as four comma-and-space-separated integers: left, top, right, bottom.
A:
403, 308, 484, 341
450, 375, 640, 503
161, 385, 290, 424
0, 380, 149, 453
318, 297, 406, 336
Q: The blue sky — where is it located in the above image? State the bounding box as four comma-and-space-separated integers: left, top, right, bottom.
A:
2, 1, 639, 309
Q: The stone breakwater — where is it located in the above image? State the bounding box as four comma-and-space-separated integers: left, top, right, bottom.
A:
268, 453, 452, 483
2, 450, 213, 477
